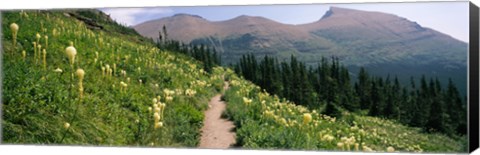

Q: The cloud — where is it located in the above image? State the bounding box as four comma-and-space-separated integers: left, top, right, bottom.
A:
100, 7, 173, 26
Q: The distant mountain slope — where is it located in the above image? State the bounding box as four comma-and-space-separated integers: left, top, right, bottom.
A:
300, 7, 466, 66
133, 7, 467, 94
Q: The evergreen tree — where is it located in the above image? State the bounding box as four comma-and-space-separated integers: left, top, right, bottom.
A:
356, 67, 371, 109
425, 78, 446, 133
369, 79, 381, 116
162, 25, 168, 42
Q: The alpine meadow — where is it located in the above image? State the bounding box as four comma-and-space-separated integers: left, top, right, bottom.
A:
1, 5, 468, 154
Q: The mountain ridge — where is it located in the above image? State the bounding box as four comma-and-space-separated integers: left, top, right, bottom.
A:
133, 7, 467, 95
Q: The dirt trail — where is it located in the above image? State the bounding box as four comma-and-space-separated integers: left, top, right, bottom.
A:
199, 81, 236, 149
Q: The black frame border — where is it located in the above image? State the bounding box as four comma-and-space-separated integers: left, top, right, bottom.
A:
469, 1, 479, 153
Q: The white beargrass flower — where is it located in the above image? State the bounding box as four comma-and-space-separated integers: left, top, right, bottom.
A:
154, 106, 161, 113
76, 69, 85, 81
154, 122, 163, 129
153, 113, 160, 121
101, 67, 105, 76
54, 68, 63, 73
36, 33, 41, 43
165, 96, 173, 102
64, 122, 70, 129
65, 46, 77, 66
42, 49, 47, 69
10, 23, 19, 33
243, 97, 252, 105
303, 113, 312, 125
44, 35, 48, 48
337, 142, 345, 150
22, 50, 26, 60
10, 23, 19, 47
387, 146, 395, 152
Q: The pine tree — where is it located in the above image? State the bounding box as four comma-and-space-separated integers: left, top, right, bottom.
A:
369, 79, 381, 116
162, 25, 168, 42
425, 78, 446, 133
325, 101, 342, 118
411, 75, 429, 127
356, 67, 371, 109
445, 78, 467, 135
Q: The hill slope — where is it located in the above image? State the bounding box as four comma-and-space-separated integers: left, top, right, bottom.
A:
2, 10, 225, 146
222, 70, 467, 152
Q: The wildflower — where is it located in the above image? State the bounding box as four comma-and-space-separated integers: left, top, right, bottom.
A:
33, 42, 37, 60
337, 142, 345, 150
280, 118, 287, 126
113, 64, 117, 76
54, 68, 63, 73
354, 143, 359, 151
148, 107, 152, 112
65, 46, 77, 66
165, 96, 173, 102
152, 98, 158, 104
303, 113, 312, 125
153, 113, 160, 122
36, 33, 41, 43
363, 146, 373, 152
175, 89, 183, 95
243, 97, 252, 105
120, 81, 128, 91
22, 50, 26, 60
44, 35, 48, 48
76, 69, 85, 81
185, 89, 196, 97
52, 28, 58, 37
76, 68, 85, 99
37, 44, 42, 61
159, 103, 166, 109
154, 122, 163, 129
42, 49, 47, 69
10, 23, 19, 48
101, 67, 105, 76
105, 65, 112, 77
350, 126, 359, 131
64, 122, 70, 129
387, 146, 395, 152
322, 134, 334, 142
120, 70, 126, 77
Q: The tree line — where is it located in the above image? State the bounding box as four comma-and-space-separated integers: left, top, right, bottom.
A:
156, 25, 221, 73
233, 54, 467, 136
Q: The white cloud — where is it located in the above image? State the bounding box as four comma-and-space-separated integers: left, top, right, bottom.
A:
100, 7, 173, 26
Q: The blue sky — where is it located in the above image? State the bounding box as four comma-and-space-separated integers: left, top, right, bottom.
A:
100, 1, 469, 42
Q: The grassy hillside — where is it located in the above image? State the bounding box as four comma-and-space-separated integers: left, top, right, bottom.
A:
2, 10, 224, 146
222, 70, 467, 153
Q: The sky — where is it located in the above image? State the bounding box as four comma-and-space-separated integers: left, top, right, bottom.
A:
100, 1, 469, 43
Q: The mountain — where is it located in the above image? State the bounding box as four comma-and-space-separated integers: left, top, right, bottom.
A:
133, 7, 468, 95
